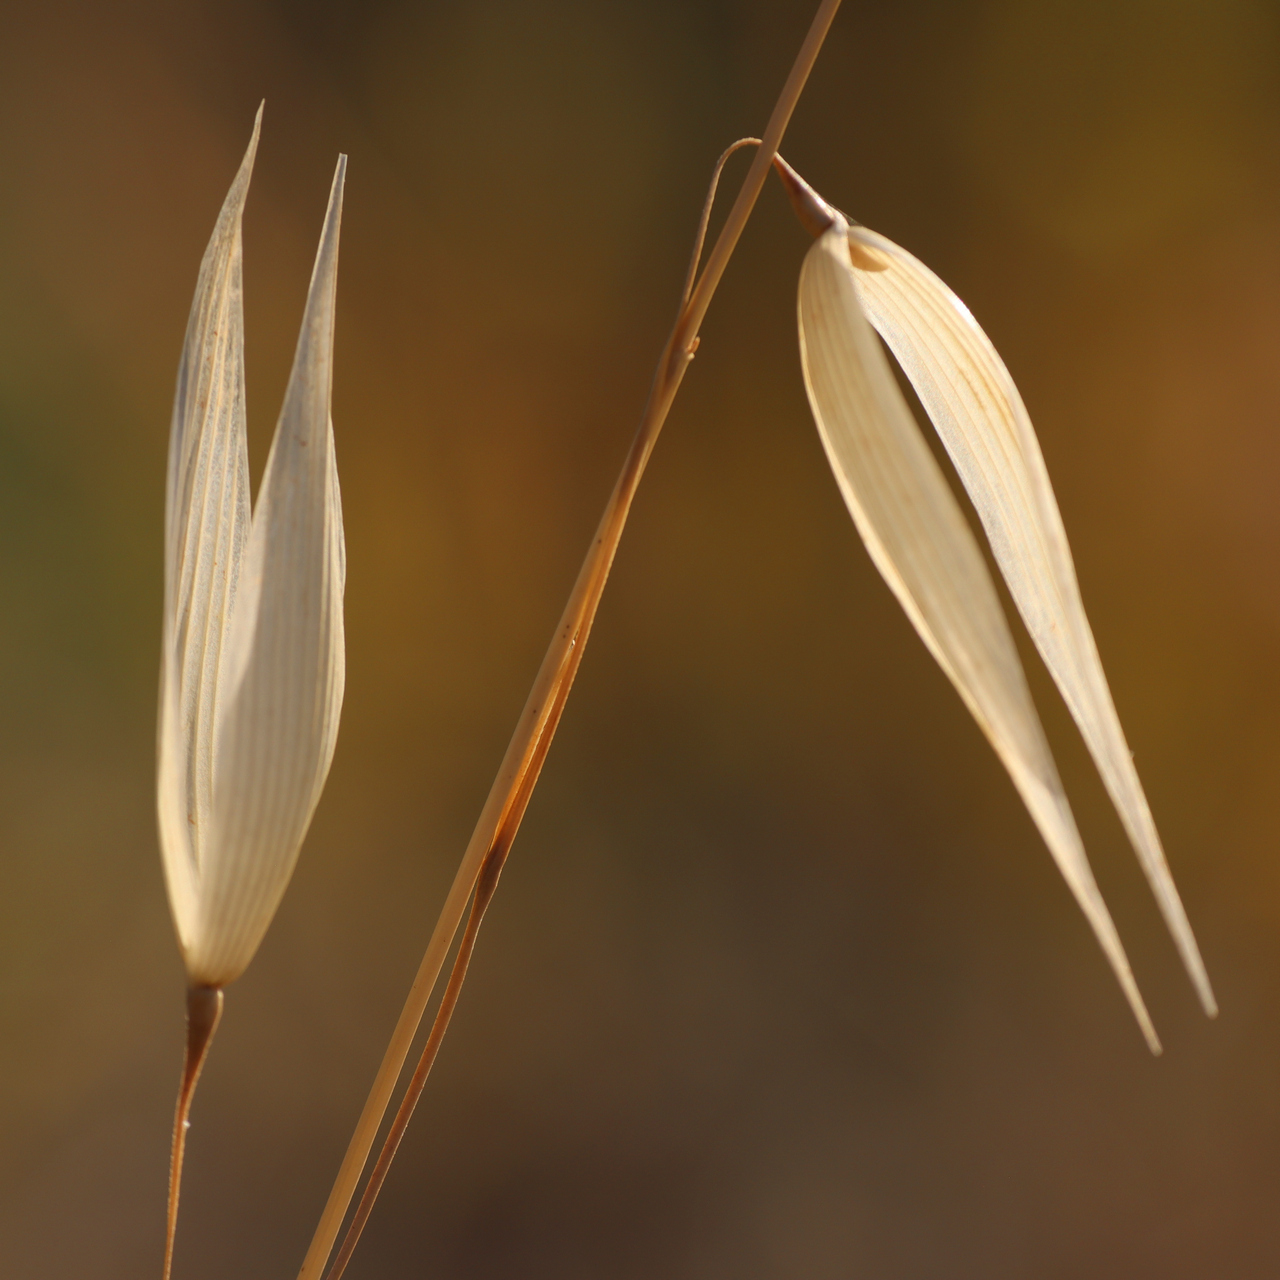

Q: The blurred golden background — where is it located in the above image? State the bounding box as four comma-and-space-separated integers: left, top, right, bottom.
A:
1, 0, 1279, 1275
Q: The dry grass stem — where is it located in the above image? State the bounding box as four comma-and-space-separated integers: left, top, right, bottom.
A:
679, 136, 763, 308
296, 2, 844, 1275
161, 987, 223, 1280
323, 857, 502, 1280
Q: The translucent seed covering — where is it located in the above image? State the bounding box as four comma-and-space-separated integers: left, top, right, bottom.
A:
843, 222, 1215, 1020
796, 208, 1212, 1050
158, 110, 348, 988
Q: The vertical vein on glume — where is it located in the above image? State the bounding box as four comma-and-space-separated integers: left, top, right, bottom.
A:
185, 262, 237, 871
874, 266, 1044, 590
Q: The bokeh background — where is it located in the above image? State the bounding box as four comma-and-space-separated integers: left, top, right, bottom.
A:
1, 0, 1279, 1275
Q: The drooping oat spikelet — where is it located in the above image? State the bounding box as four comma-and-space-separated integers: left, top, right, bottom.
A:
158, 113, 347, 989
798, 213, 1162, 1050
841, 222, 1216, 1020
782, 157, 1214, 1048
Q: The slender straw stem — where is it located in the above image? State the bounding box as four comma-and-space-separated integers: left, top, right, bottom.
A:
162, 985, 224, 1280
679, 137, 762, 309
323, 845, 507, 1280
296, 4, 842, 1276
676, 3, 842, 349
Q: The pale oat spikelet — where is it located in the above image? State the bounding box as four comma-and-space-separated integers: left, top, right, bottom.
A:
158, 111, 347, 990
782, 158, 1214, 1053
157, 107, 347, 1279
